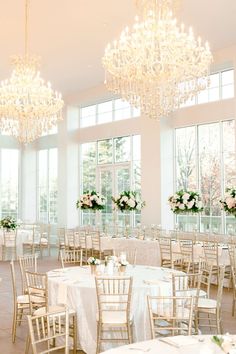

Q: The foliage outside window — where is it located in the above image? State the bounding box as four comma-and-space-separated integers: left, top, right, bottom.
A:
38, 148, 58, 224
175, 120, 236, 233
80, 98, 140, 128
80, 135, 141, 229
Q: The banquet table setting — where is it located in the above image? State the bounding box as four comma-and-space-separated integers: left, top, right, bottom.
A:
48, 264, 184, 354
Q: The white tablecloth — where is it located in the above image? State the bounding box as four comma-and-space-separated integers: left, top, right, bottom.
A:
100, 335, 225, 354
48, 265, 183, 354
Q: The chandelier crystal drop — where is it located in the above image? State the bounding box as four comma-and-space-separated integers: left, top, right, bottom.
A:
0, 0, 64, 144
102, 0, 213, 120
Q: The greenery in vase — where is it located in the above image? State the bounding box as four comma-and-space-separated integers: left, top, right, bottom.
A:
220, 188, 236, 217
0, 216, 18, 230
76, 190, 106, 210
87, 257, 101, 265
168, 190, 204, 214
112, 191, 145, 212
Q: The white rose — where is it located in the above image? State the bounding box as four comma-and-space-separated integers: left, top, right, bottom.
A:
123, 196, 128, 202
187, 200, 194, 209
226, 197, 236, 209
182, 193, 190, 201
128, 199, 136, 208
179, 203, 185, 210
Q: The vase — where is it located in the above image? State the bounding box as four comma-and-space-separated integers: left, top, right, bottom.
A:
119, 265, 126, 274
90, 264, 97, 275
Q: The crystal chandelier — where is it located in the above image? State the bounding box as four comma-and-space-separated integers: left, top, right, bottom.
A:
102, 0, 213, 120
0, 0, 64, 144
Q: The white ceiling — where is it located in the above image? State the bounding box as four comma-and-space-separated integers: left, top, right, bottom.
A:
0, 0, 236, 97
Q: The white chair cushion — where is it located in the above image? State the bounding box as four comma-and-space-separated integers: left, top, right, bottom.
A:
198, 298, 217, 309
97, 311, 129, 324
40, 238, 48, 244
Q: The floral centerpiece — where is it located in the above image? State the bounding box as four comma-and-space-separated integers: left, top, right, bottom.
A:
220, 188, 236, 217
76, 191, 106, 211
87, 257, 101, 265
168, 190, 203, 214
112, 191, 145, 212
0, 216, 18, 231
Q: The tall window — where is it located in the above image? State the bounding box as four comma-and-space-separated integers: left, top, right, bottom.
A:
181, 69, 234, 108
175, 120, 236, 233
80, 135, 141, 228
80, 98, 140, 128
38, 149, 58, 224
0, 149, 19, 219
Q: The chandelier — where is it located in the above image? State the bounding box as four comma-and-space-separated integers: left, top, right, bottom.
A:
102, 0, 213, 120
0, 0, 64, 144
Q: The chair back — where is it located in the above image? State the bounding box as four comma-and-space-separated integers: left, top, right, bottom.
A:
159, 237, 172, 266
19, 254, 38, 294
179, 239, 194, 263
3, 229, 17, 247
217, 266, 225, 304
57, 227, 66, 245
27, 308, 69, 354
91, 231, 101, 251
198, 257, 213, 298
60, 249, 83, 267
147, 295, 194, 338
203, 242, 219, 266
65, 229, 75, 248
95, 276, 133, 323
25, 271, 47, 314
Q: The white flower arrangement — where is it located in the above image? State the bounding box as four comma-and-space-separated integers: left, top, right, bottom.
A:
118, 259, 129, 266
87, 257, 101, 265
0, 216, 18, 230
168, 190, 203, 214
220, 188, 236, 217
112, 191, 145, 212
76, 190, 106, 211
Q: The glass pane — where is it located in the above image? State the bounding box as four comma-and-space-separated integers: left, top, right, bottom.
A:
223, 120, 236, 187
133, 135, 141, 161
209, 87, 220, 102
115, 137, 130, 163
175, 126, 197, 190
114, 99, 131, 120
116, 168, 130, 194
80, 105, 96, 128
98, 139, 113, 164
209, 73, 220, 88
49, 149, 58, 224
221, 69, 234, 85
132, 106, 141, 117
199, 123, 221, 222
1, 149, 19, 219
133, 160, 141, 191
100, 169, 113, 228
197, 89, 208, 104
81, 142, 96, 191
97, 101, 112, 124
222, 84, 234, 99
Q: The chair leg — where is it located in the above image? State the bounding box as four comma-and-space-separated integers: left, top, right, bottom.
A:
127, 323, 133, 344
25, 333, 31, 354
72, 314, 77, 354
96, 322, 102, 354
12, 307, 17, 343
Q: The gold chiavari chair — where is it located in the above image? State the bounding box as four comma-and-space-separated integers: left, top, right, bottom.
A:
60, 249, 83, 268
10, 260, 30, 343
57, 227, 66, 260
198, 257, 213, 298
19, 254, 38, 294
230, 265, 236, 316
147, 295, 194, 338
203, 241, 220, 284
91, 231, 113, 260
25, 271, 77, 354
197, 266, 225, 334
39, 223, 51, 257
27, 308, 70, 354
95, 275, 133, 354
2, 229, 17, 260
22, 224, 40, 255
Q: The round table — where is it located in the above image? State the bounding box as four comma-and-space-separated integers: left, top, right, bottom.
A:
48, 265, 183, 354
100, 335, 226, 354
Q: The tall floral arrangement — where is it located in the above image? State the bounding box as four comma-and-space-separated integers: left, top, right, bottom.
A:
0, 216, 18, 230
112, 191, 145, 212
76, 191, 106, 211
220, 188, 236, 217
168, 190, 203, 214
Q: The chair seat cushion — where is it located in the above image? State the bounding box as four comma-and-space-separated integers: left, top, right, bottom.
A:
40, 238, 48, 244
198, 298, 217, 309
97, 311, 131, 324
